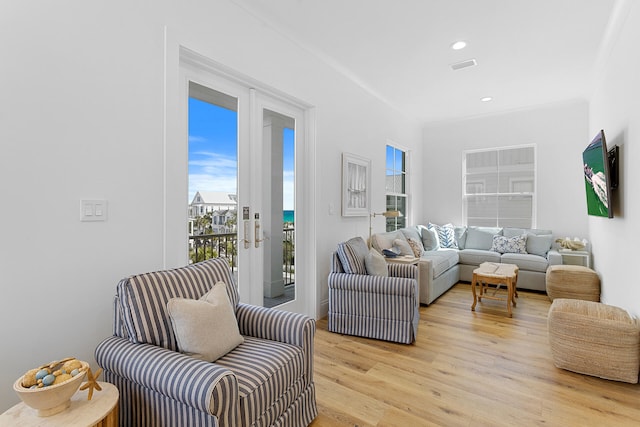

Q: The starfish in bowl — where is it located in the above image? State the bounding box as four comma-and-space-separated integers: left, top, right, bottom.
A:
79, 367, 103, 400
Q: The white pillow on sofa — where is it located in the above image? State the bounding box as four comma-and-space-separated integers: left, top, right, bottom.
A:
167, 282, 244, 362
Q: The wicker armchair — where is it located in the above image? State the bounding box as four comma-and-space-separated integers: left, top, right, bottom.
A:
95, 258, 317, 426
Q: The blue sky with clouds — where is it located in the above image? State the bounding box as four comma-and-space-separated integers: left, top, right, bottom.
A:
188, 98, 294, 210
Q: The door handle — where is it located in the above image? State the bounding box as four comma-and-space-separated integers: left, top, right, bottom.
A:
254, 216, 264, 248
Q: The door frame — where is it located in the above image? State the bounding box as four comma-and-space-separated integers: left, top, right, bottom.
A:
164, 42, 317, 318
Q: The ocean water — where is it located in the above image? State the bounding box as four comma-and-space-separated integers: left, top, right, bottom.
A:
283, 210, 294, 223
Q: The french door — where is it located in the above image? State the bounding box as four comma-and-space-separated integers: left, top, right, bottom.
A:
175, 50, 313, 316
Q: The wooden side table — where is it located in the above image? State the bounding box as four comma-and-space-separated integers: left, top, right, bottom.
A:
0, 381, 118, 427
559, 249, 591, 268
471, 262, 519, 317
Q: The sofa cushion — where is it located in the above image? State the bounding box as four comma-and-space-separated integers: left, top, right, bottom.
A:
371, 230, 405, 252
500, 253, 549, 273
458, 249, 501, 265
337, 237, 369, 275
454, 226, 467, 249
216, 336, 305, 426
399, 227, 424, 251
418, 225, 439, 251
490, 234, 527, 254
503, 228, 525, 238
393, 238, 414, 256
429, 223, 458, 249
167, 282, 244, 362
465, 227, 502, 250
421, 249, 459, 279
526, 233, 553, 257
365, 249, 389, 276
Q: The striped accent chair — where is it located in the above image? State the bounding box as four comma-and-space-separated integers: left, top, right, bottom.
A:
95, 258, 317, 427
328, 248, 419, 344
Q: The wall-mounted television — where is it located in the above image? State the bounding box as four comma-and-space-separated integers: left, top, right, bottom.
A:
582, 129, 617, 218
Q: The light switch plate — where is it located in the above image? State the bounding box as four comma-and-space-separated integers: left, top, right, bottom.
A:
80, 200, 108, 222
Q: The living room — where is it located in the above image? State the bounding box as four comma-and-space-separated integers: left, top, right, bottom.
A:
1, 0, 639, 421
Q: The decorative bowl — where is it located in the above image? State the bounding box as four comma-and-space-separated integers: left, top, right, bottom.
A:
13, 360, 89, 417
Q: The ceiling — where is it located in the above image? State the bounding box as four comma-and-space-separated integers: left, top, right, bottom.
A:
232, 0, 619, 123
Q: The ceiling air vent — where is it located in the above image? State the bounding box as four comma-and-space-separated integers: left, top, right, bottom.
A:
451, 59, 477, 71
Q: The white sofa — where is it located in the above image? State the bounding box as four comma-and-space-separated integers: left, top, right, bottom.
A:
371, 225, 562, 305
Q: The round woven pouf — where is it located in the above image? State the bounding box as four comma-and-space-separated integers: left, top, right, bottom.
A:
545, 264, 600, 302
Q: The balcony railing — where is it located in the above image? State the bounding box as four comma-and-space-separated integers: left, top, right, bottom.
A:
189, 232, 238, 269
189, 227, 295, 286
282, 226, 294, 286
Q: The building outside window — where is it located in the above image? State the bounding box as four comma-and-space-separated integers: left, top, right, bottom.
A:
463, 145, 536, 228
385, 144, 407, 231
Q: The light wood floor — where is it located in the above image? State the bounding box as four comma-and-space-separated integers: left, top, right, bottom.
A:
310, 283, 640, 427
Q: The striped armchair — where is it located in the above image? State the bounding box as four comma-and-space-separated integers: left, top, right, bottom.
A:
328, 242, 419, 344
95, 258, 317, 427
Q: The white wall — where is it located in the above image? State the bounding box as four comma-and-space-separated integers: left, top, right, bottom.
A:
422, 100, 590, 239
0, 0, 421, 410
588, 1, 640, 316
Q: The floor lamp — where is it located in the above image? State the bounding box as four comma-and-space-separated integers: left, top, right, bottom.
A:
368, 210, 401, 248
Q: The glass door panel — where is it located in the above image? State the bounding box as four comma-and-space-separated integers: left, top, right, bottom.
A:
188, 82, 239, 279
262, 109, 295, 308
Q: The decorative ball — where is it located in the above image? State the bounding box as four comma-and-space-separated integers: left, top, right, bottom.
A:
22, 369, 39, 388
35, 369, 49, 381
42, 374, 56, 386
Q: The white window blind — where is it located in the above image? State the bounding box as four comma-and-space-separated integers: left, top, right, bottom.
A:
463, 145, 535, 228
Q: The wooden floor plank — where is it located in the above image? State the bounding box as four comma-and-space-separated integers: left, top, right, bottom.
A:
310, 283, 640, 426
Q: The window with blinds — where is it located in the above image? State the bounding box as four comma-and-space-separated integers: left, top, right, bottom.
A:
463, 145, 536, 228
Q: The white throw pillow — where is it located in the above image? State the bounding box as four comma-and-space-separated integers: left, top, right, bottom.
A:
167, 282, 244, 362
365, 249, 389, 276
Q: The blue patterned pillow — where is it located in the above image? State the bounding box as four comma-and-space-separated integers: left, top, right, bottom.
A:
429, 223, 458, 249
336, 237, 369, 274
490, 234, 527, 254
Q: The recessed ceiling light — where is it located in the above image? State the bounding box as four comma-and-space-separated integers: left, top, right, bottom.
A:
451, 41, 467, 50
481, 97, 493, 102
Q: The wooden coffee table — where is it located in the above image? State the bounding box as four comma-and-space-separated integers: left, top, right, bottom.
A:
471, 262, 519, 317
